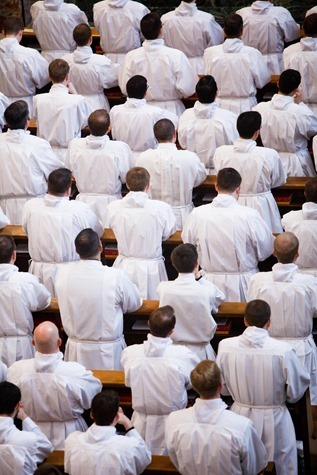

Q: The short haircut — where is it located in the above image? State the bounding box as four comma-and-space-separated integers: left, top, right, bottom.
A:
224, 13, 243, 38
195, 75, 218, 104
49, 59, 70, 83
245, 299, 271, 328
154, 119, 175, 142
171, 243, 198, 273
34, 466, 63, 475
274, 232, 299, 264
149, 305, 176, 338
75, 228, 100, 258
0, 381, 21, 415
278, 69, 301, 95
47, 168, 72, 195
216, 167, 242, 193
4, 100, 29, 130
305, 177, 317, 203
126, 167, 150, 192
3, 17, 24, 36
190, 360, 221, 399
0, 235, 16, 264
141, 13, 162, 40
88, 109, 110, 136
126, 75, 147, 99
91, 390, 119, 426
237, 111, 262, 139
303, 13, 317, 36
73, 23, 91, 46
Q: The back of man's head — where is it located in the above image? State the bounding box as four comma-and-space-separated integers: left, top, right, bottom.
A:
34, 465, 63, 475
126, 167, 150, 192
224, 13, 243, 38
126, 75, 148, 99
190, 360, 221, 399
47, 168, 72, 196
303, 13, 317, 36
49, 59, 70, 84
171, 243, 198, 274
195, 75, 218, 104
75, 228, 100, 259
216, 167, 242, 193
33, 321, 61, 354
88, 109, 110, 136
3, 17, 24, 36
0, 381, 21, 416
141, 13, 162, 40
149, 305, 176, 338
305, 177, 317, 203
73, 23, 92, 46
4, 100, 29, 130
154, 119, 175, 143
0, 236, 16, 264
245, 299, 271, 328
278, 69, 301, 95
237, 111, 261, 139
273, 232, 299, 264
91, 390, 119, 426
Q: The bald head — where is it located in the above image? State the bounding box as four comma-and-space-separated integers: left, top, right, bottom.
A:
274, 232, 299, 264
33, 322, 61, 354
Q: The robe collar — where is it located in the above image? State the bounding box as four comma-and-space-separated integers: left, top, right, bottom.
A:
193, 398, 228, 424
143, 333, 173, 357
6, 128, 30, 144
125, 98, 147, 109
240, 326, 269, 348
193, 101, 218, 119
272, 262, 298, 282
233, 137, 257, 153
302, 202, 317, 219
175, 2, 198, 17
34, 351, 64, 373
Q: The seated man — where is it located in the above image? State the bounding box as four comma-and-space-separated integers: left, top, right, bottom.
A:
55, 229, 142, 370
121, 305, 199, 454
214, 111, 285, 233
217, 299, 310, 475
165, 360, 268, 475
22, 168, 103, 296
65, 390, 151, 475
7, 321, 102, 449
136, 119, 206, 230
157, 244, 225, 360
107, 167, 176, 299
0, 235, 50, 367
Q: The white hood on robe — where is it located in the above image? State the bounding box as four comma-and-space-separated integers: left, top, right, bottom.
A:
223, 38, 244, 53
193, 398, 228, 424
193, 101, 218, 119
175, 1, 197, 17
0, 38, 19, 53
0, 264, 19, 281
142, 39, 165, 52
211, 194, 237, 208
125, 98, 146, 108
85, 134, 110, 150
300, 37, 317, 52
73, 46, 93, 64
271, 93, 294, 110
122, 191, 148, 208
6, 129, 30, 144
43, 194, 68, 207
251, 1, 273, 14
302, 202, 317, 219
84, 424, 116, 443
240, 326, 268, 348
233, 137, 257, 153
43, 0, 63, 11
34, 351, 63, 373
272, 262, 298, 282
143, 333, 173, 357
0, 418, 17, 444
108, 0, 129, 7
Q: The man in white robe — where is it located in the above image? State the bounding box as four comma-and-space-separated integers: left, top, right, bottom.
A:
0, 92, 9, 133
161, 0, 224, 76
55, 228, 142, 370
0, 235, 51, 367
136, 119, 206, 230
120, 12, 196, 116
65, 390, 151, 475
247, 233, 317, 405
0, 381, 53, 475
204, 13, 270, 115
106, 167, 177, 299
121, 305, 199, 454
7, 322, 102, 450
0, 101, 62, 224
213, 110, 285, 233
0, 361, 7, 383
182, 168, 274, 302
22, 168, 103, 296
66, 109, 133, 227
253, 69, 317, 176
157, 244, 225, 360
30, 0, 88, 63
0, 17, 49, 116
177, 75, 238, 172
93, 0, 150, 65
217, 299, 310, 475
165, 360, 268, 475
62, 23, 119, 113
236, 0, 299, 75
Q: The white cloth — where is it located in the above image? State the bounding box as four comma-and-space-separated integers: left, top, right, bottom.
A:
121, 333, 199, 454
161, 1, 224, 75
157, 273, 225, 360
247, 262, 317, 404
0, 92, 9, 132
182, 194, 274, 301
22, 194, 103, 296
165, 398, 268, 475
217, 327, 310, 475
107, 191, 177, 299
0, 207, 9, 229
7, 351, 102, 449
213, 138, 285, 232
30, 0, 88, 62
0, 129, 63, 224
0, 263, 50, 367
237, 1, 299, 74
204, 38, 270, 115
65, 424, 151, 475
66, 134, 133, 227
0, 360, 7, 382
136, 143, 207, 229
55, 259, 142, 370
253, 94, 317, 176
177, 101, 238, 172
120, 38, 196, 116
0, 38, 49, 116
306, 6, 317, 16
62, 46, 119, 113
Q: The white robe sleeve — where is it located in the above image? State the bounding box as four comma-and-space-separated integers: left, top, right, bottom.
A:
123, 429, 152, 474
161, 205, 177, 241
0, 206, 10, 228
278, 11, 300, 42
22, 274, 51, 311
250, 49, 271, 89
240, 420, 269, 475
0, 360, 7, 382
198, 277, 226, 312
284, 350, 310, 403
249, 211, 274, 262
21, 417, 54, 463
193, 156, 208, 188
115, 270, 142, 314
65, 363, 102, 408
